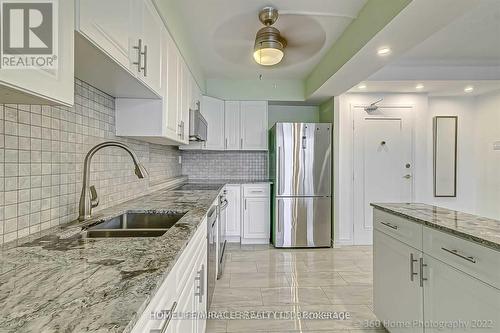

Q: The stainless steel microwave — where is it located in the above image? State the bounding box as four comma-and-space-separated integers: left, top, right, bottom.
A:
189, 101, 207, 142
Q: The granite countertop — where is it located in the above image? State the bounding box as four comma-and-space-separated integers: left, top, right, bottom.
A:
187, 178, 273, 185
371, 203, 500, 251
0, 183, 223, 333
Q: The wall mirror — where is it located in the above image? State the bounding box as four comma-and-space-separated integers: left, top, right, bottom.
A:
434, 116, 458, 197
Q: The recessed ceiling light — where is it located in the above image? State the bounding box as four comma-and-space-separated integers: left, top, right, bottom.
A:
358, 84, 367, 89
377, 47, 391, 56
464, 86, 474, 93
415, 84, 424, 90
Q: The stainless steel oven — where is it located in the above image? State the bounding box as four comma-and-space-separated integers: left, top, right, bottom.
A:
217, 191, 228, 279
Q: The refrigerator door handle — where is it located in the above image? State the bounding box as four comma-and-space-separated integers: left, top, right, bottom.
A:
277, 146, 282, 195
302, 136, 307, 149
277, 200, 280, 233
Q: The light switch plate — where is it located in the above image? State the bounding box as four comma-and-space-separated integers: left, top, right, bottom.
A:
494, 141, 500, 151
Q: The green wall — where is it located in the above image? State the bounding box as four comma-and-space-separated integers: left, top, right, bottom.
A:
268, 105, 319, 129
319, 98, 334, 123
206, 79, 305, 101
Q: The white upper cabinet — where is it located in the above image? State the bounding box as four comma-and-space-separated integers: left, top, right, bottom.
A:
75, 0, 162, 98
240, 101, 268, 150
78, 0, 133, 70
164, 29, 180, 140
135, 0, 162, 94
0, 0, 74, 106
202, 96, 225, 150
224, 101, 241, 150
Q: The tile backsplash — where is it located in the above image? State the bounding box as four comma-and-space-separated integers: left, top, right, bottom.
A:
181, 150, 268, 180
0, 79, 181, 244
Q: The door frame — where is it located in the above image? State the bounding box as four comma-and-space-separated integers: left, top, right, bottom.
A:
351, 103, 416, 245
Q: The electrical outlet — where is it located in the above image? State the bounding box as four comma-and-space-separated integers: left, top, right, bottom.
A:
178, 156, 182, 164
493, 141, 500, 151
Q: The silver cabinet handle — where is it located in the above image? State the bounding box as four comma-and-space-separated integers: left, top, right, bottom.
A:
409, 253, 418, 282
178, 123, 182, 137
244, 199, 247, 210
141, 44, 148, 77
250, 190, 263, 193
441, 247, 477, 263
240, 138, 243, 149
132, 39, 142, 73
180, 121, 185, 140
195, 264, 205, 303
150, 301, 177, 333
419, 257, 427, 287
225, 138, 228, 149
380, 221, 398, 230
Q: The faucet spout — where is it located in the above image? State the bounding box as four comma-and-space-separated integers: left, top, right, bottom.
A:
78, 141, 148, 221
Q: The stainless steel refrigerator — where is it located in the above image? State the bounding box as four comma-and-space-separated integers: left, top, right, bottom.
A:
269, 123, 332, 248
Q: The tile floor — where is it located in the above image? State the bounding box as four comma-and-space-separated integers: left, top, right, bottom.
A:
207, 244, 387, 333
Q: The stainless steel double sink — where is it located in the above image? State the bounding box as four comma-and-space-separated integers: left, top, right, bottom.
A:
82, 212, 186, 238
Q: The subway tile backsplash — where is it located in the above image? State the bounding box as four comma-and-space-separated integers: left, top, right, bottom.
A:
181, 150, 268, 181
0, 79, 181, 244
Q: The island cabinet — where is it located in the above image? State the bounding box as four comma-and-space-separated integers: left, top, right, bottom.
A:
131, 217, 207, 333
373, 208, 500, 333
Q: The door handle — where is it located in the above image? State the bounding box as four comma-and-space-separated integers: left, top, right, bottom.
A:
277, 200, 280, 233
132, 39, 142, 73
277, 146, 282, 195
141, 44, 148, 77
441, 247, 477, 263
380, 221, 398, 230
403, 174, 412, 179
419, 257, 427, 287
409, 253, 418, 282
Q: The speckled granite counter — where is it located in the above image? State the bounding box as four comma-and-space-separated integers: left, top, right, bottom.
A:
187, 178, 273, 185
0, 184, 223, 333
371, 203, 500, 251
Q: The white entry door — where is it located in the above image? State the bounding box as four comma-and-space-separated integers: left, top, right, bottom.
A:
353, 106, 414, 244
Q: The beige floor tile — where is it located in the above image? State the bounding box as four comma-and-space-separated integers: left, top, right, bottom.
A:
299, 304, 378, 331
338, 272, 373, 285
261, 287, 331, 305
206, 318, 227, 332
305, 259, 363, 273
212, 287, 263, 306
321, 285, 373, 305
287, 271, 348, 287
257, 261, 310, 273
225, 261, 258, 273
230, 272, 290, 288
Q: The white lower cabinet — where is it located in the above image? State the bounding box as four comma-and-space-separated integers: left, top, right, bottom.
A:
224, 185, 241, 242
422, 254, 500, 333
131, 217, 207, 333
241, 184, 270, 244
373, 208, 500, 333
374, 230, 423, 333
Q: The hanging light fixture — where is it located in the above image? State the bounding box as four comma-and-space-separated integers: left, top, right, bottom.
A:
253, 7, 287, 66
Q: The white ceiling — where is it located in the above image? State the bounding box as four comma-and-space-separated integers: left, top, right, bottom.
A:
371, 0, 500, 81
172, 0, 367, 80
348, 80, 500, 97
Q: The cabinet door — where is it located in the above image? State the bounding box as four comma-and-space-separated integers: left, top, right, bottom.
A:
225, 185, 241, 238
202, 96, 225, 150
0, 0, 74, 105
243, 197, 270, 239
374, 230, 423, 333
240, 101, 268, 150
173, 274, 196, 332
423, 254, 500, 333
78, 0, 133, 70
137, 0, 162, 95
161, 29, 178, 140
177, 63, 191, 144
224, 101, 241, 150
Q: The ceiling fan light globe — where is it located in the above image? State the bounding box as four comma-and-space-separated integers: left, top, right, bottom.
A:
253, 47, 284, 66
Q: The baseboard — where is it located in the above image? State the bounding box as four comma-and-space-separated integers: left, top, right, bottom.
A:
226, 236, 241, 243
241, 238, 269, 245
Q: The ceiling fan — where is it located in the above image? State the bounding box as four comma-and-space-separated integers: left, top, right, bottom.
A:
253, 7, 287, 66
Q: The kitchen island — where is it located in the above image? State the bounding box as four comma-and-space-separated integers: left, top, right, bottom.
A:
371, 203, 500, 333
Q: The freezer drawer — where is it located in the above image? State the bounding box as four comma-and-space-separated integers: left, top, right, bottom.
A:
274, 197, 331, 248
